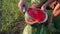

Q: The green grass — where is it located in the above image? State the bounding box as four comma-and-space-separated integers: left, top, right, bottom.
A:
0, 0, 31, 34
0, 0, 27, 34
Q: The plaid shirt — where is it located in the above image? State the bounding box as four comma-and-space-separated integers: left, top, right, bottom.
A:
31, 0, 47, 4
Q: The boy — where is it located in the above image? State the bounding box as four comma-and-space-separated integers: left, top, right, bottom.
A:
18, 0, 60, 34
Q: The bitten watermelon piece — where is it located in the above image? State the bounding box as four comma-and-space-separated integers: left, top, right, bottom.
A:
27, 8, 48, 23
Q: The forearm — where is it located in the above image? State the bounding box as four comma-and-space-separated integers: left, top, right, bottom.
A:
42, 0, 54, 8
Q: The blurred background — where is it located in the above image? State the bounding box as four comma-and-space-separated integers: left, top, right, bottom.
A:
0, 0, 30, 34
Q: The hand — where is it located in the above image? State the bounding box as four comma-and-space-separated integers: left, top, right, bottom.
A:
41, 5, 47, 12
18, 0, 27, 15
53, 3, 60, 17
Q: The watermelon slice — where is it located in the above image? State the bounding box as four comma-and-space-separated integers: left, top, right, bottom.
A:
27, 8, 48, 23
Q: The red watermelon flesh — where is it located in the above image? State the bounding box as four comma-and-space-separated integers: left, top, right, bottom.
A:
27, 8, 46, 23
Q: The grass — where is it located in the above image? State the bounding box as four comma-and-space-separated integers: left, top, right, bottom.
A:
0, 0, 26, 34
0, 0, 31, 34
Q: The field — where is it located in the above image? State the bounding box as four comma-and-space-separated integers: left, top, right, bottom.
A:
0, 0, 31, 34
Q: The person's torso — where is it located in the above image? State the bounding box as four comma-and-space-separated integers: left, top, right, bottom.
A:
31, 0, 47, 8
53, 16, 60, 32
31, 0, 47, 3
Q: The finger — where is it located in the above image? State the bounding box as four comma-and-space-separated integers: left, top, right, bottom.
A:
54, 10, 60, 17
53, 3, 60, 14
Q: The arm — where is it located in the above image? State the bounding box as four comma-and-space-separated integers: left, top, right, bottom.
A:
41, 0, 54, 11
18, 0, 28, 15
